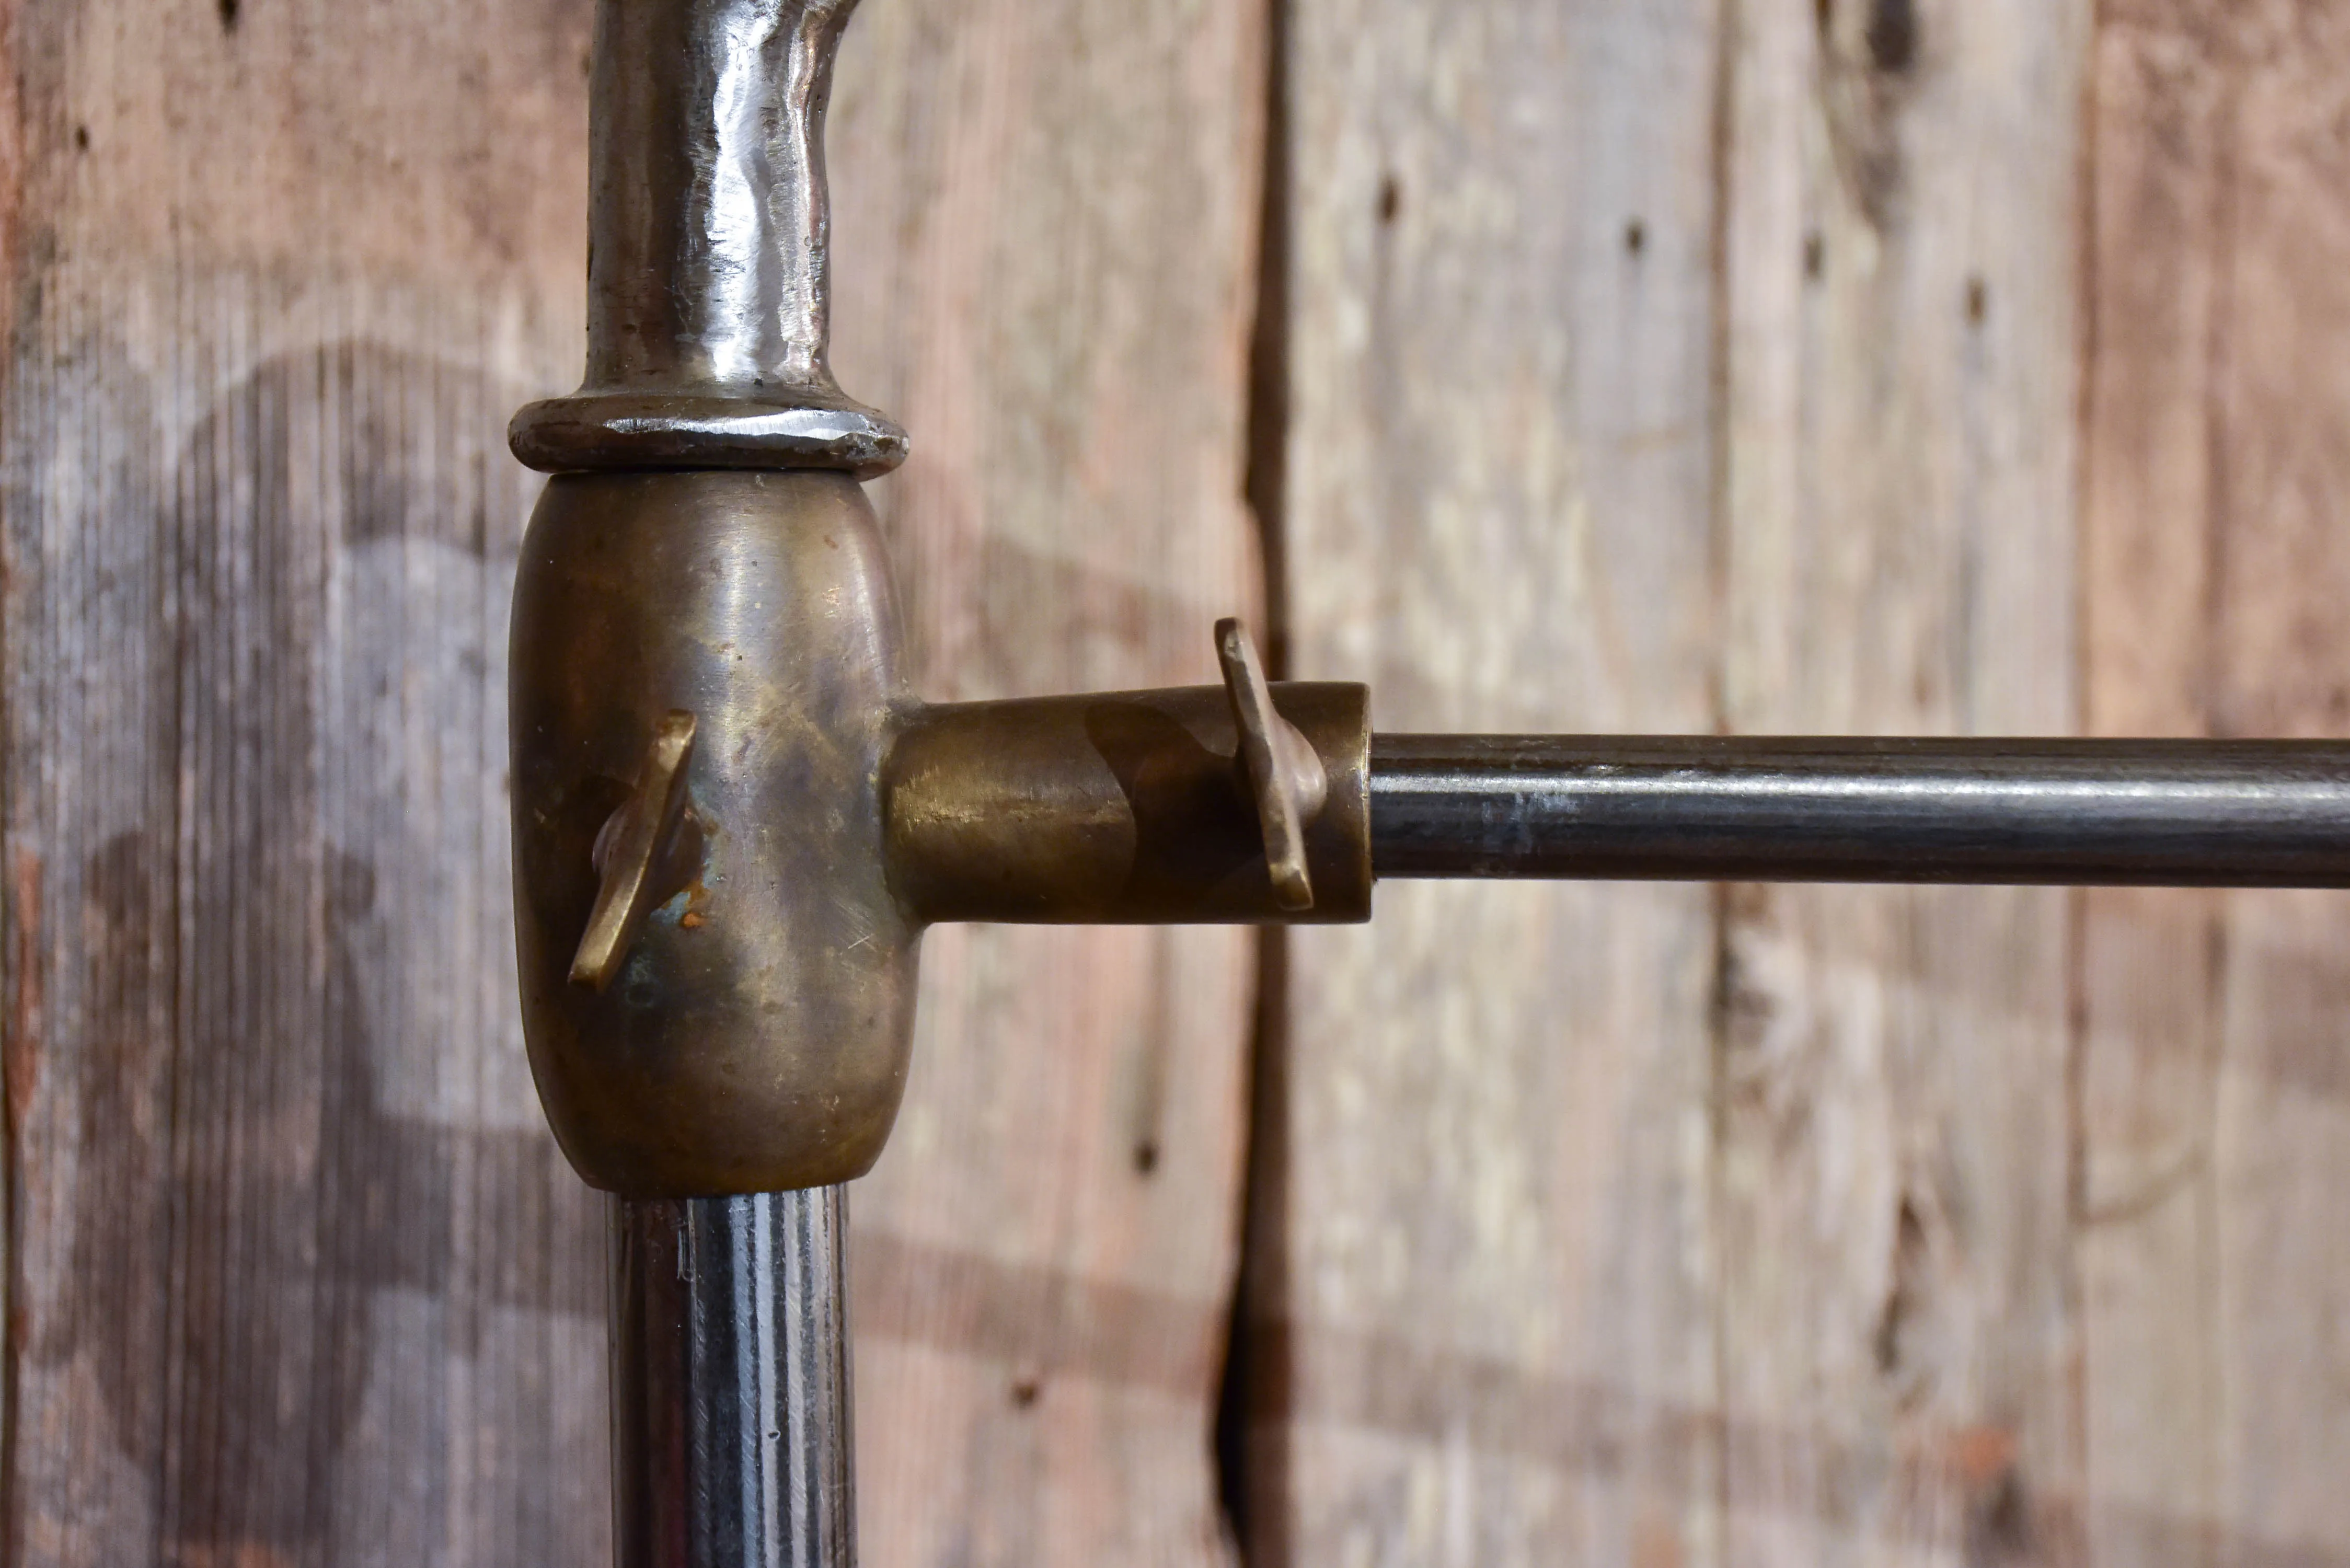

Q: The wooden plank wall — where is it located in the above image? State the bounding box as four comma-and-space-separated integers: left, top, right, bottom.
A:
1, 2, 607, 1562
7, 0, 2350, 1565
0, 1, 1266, 1565
2080, 4, 2350, 1562
1255, 1, 1728, 1563
827, 5, 1265, 1565
1715, 1, 2087, 1560
1248, 1, 2350, 1566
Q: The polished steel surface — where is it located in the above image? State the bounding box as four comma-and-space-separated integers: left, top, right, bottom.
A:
1370, 735, 2350, 885
511, 0, 905, 476
612, 1190, 855, 1568
510, 470, 920, 1197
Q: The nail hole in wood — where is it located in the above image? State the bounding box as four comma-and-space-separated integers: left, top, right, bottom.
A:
73, 126, 89, 152
1873, 1196, 1929, 1374
1966, 275, 1989, 325
1011, 1377, 1042, 1409
1968, 1467, 2034, 1561
1623, 218, 1646, 257
1867, 0, 1917, 74
1803, 231, 1825, 280
1377, 175, 1401, 226
218, 0, 240, 31
1133, 1140, 1159, 1175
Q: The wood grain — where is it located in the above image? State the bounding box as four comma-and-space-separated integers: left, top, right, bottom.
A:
1717, 3, 2089, 1564
1, 3, 606, 1564
1254, 3, 1730, 1562
826, 4, 1268, 1565
0, 1, 1270, 1565
2081, 6, 2350, 1562
1255, 0, 2350, 1562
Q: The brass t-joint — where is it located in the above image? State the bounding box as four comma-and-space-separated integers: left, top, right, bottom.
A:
509, 471, 1368, 1197
505, 0, 1366, 1197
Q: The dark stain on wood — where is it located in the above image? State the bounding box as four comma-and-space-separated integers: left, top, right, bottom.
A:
1873, 1195, 1930, 1379
6, 847, 41, 1140
17, 343, 605, 1564
1964, 1463, 2037, 1565
1819, 0, 1919, 228
1866, 0, 1919, 76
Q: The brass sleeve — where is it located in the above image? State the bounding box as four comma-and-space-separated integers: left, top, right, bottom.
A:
884, 683, 1373, 925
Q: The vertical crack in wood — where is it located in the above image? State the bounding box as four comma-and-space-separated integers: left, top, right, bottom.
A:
1217, 0, 1294, 1558
1704, 0, 1744, 1558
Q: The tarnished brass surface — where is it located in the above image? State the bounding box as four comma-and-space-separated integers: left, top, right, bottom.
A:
883, 682, 1372, 926
501, 0, 1383, 1203
1215, 618, 1329, 910
510, 469, 919, 1197
572, 711, 700, 991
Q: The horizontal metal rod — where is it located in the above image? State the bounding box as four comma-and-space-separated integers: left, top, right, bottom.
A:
1369, 735, 2350, 886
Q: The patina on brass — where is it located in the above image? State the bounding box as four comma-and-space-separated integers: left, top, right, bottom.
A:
504, 465, 1368, 1199
572, 710, 700, 992
510, 500, 1372, 1197
1216, 617, 1330, 910
511, 468, 924, 1197
505, 0, 1375, 1206
884, 676, 1370, 926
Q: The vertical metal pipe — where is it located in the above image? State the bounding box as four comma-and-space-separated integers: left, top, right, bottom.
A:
584, 0, 852, 394
611, 1189, 857, 1568
510, 0, 906, 476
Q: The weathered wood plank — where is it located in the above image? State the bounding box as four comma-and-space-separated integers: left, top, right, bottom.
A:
2, 1, 1271, 1564
1, 3, 606, 1564
1255, 2, 1729, 1562
1716, 2, 2089, 1562
2081, 7, 2350, 1562
829, 3, 1266, 1564
2077, 15, 2230, 1564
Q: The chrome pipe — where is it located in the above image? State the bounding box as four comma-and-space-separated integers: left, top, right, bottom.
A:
1369, 735, 2350, 885
611, 1190, 857, 1568
511, 0, 906, 476
585, 0, 846, 393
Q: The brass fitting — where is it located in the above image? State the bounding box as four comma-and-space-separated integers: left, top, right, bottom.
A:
505, 0, 1369, 1198
510, 469, 915, 1197
509, 474, 1368, 1198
